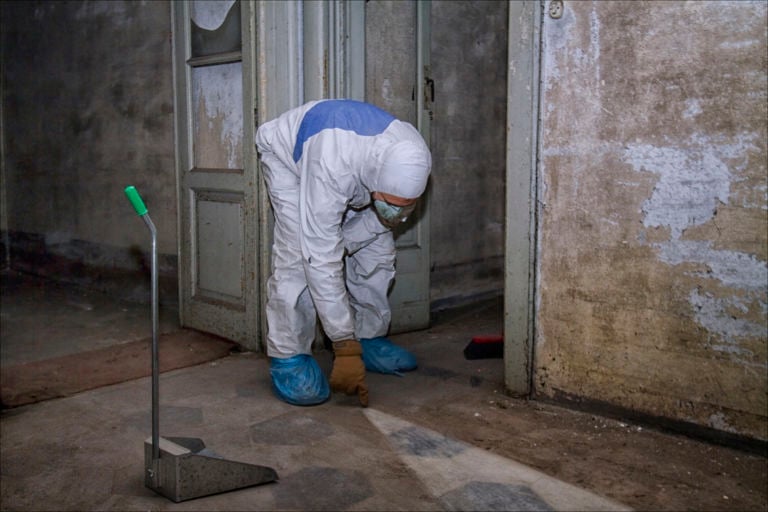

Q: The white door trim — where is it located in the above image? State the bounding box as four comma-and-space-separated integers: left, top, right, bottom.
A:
505, 0, 542, 395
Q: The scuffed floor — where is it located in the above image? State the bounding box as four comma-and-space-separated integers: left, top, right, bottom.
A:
1, 271, 766, 511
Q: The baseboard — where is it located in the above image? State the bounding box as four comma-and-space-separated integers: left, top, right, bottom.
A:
4, 230, 178, 305
540, 389, 768, 457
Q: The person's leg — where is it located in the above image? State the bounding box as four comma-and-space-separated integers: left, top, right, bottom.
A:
261, 153, 329, 405
343, 209, 394, 338
343, 209, 416, 374
261, 153, 317, 357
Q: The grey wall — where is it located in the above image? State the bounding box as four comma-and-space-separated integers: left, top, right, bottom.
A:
430, 1, 508, 309
0, 0, 176, 300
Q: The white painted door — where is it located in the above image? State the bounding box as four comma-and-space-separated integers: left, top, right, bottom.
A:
172, 0, 261, 349
302, 1, 432, 334
365, 1, 432, 333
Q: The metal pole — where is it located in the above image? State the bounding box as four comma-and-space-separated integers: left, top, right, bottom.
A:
124, 185, 161, 486
142, 214, 160, 463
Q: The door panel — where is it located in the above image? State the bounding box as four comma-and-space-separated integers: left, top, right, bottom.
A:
194, 190, 245, 306
173, 0, 260, 348
365, 0, 432, 334
191, 63, 244, 169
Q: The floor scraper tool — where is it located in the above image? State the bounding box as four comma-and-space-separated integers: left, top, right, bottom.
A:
124, 186, 278, 502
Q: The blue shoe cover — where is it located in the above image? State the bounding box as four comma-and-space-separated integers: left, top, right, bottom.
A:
269, 355, 330, 406
359, 337, 417, 375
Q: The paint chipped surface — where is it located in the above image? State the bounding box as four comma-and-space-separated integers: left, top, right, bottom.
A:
192, 62, 243, 170
536, 1, 767, 440
625, 133, 760, 237
682, 99, 702, 119
624, 135, 767, 358
689, 289, 765, 356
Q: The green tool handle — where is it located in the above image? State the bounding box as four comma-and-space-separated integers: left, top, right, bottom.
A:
124, 186, 148, 216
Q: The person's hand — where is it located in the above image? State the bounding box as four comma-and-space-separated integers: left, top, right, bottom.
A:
329, 339, 369, 407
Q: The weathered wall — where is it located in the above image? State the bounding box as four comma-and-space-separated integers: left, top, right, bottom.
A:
429, 1, 508, 309
0, 0, 176, 299
536, 0, 768, 440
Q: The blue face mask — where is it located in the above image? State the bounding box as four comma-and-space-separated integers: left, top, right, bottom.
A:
373, 199, 416, 229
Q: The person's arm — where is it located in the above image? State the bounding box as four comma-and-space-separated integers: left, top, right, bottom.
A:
298, 156, 356, 341
298, 134, 369, 407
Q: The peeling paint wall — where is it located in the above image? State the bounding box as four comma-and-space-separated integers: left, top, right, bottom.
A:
191, 63, 244, 170
536, 0, 767, 440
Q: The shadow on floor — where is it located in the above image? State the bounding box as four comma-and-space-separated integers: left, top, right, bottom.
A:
0, 270, 235, 407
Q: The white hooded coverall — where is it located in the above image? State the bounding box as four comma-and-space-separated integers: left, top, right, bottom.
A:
255, 100, 431, 358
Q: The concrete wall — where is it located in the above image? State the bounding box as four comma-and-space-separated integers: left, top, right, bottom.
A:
429, 1, 509, 309
536, 0, 767, 441
0, 0, 176, 300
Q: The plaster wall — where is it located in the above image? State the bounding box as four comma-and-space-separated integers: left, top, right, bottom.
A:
536, 0, 768, 440
0, 0, 176, 297
429, 1, 508, 308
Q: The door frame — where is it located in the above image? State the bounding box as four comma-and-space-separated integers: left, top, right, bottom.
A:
387, 0, 432, 333
504, 0, 542, 396
254, 1, 303, 348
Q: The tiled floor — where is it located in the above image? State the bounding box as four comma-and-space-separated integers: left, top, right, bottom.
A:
1, 270, 765, 511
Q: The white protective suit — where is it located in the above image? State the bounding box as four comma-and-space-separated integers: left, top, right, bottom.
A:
255, 99, 431, 358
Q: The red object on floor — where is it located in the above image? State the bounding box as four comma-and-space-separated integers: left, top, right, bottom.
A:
463, 335, 504, 359
469, 335, 503, 344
